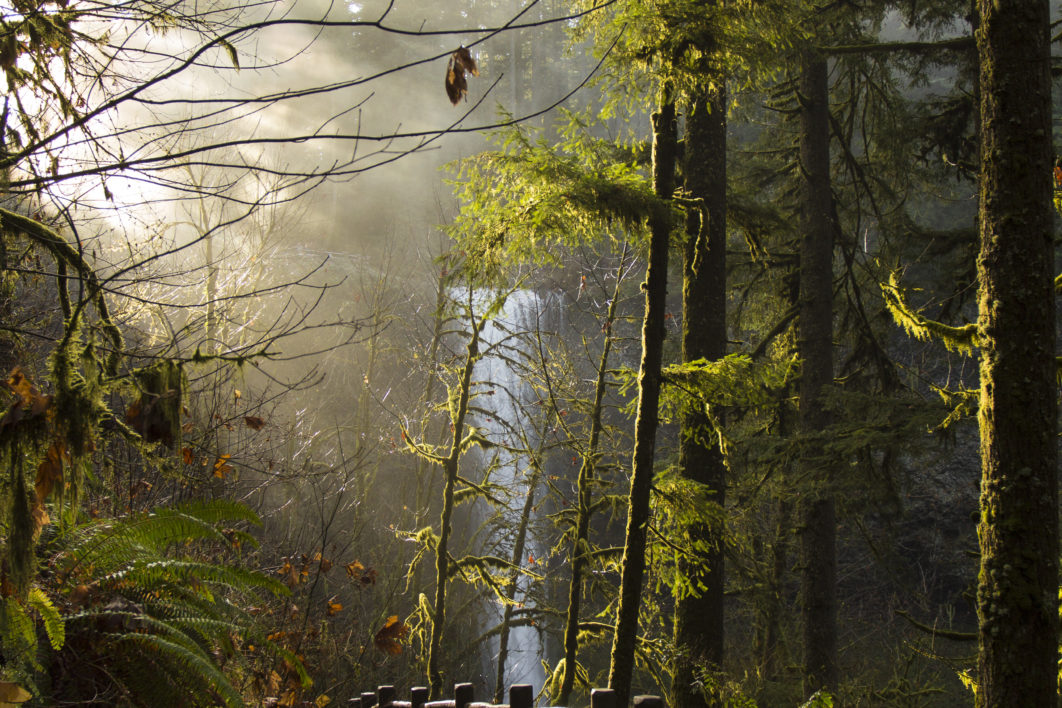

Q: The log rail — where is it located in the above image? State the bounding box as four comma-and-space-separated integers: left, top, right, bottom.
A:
347, 683, 665, 707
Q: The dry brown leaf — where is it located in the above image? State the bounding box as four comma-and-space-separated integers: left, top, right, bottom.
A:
453, 46, 478, 76
373, 615, 408, 655
214, 454, 232, 478
0, 681, 31, 704
278, 561, 299, 588
0, 369, 52, 432
244, 415, 265, 430
444, 47, 477, 105
34, 441, 65, 501
30, 504, 49, 539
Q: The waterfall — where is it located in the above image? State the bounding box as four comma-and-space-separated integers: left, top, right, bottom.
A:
466, 287, 565, 695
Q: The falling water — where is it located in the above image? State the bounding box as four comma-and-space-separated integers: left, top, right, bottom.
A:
468, 287, 565, 696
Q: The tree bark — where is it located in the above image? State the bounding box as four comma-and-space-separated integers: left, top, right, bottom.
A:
672, 83, 728, 708
558, 242, 629, 706
797, 52, 838, 698
974, 0, 1057, 704
607, 84, 678, 708
427, 316, 481, 699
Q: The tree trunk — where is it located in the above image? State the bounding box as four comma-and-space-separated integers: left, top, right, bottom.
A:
607, 83, 678, 707
974, 0, 1057, 704
672, 83, 727, 708
427, 316, 481, 699
495, 473, 538, 704
558, 242, 629, 706
797, 52, 838, 698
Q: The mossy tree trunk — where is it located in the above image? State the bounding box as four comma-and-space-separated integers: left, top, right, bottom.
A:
557, 242, 629, 706
426, 316, 482, 699
672, 83, 728, 708
797, 52, 838, 698
607, 83, 678, 708
494, 465, 539, 704
974, 0, 1057, 703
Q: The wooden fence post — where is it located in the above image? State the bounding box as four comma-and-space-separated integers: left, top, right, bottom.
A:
411, 686, 429, 708
591, 688, 617, 708
633, 696, 664, 708
378, 686, 396, 706
361, 691, 377, 707
454, 682, 475, 708
508, 684, 533, 708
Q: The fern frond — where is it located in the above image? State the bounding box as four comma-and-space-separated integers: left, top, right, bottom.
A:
61, 499, 263, 580
101, 559, 287, 598
27, 587, 64, 650
111, 632, 244, 706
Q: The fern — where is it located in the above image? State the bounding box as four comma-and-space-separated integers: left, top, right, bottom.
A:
43, 498, 295, 706
112, 632, 244, 707
27, 587, 64, 650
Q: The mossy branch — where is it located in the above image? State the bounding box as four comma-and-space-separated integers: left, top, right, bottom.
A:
0, 207, 122, 374
882, 272, 978, 354
895, 609, 976, 641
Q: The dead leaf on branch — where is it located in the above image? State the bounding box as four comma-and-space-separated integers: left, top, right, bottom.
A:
34, 441, 66, 501
0, 368, 52, 431
213, 454, 232, 479
244, 415, 265, 430
373, 615, 408, 655
444, 46, 478, 105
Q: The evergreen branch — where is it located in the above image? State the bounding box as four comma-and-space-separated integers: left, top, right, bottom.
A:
750, 305, 798, 360
823, 37, 974, 56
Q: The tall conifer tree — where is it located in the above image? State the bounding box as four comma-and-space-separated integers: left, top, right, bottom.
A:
973, 0, 1057, 703
608, 83, 678, 708
796, 51, 839, 697
672, 82, 728, 708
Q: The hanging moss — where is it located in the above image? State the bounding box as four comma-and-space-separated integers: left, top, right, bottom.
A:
49, 337, 106, 459
126, 360, 185, 449
7, 452, 33, 596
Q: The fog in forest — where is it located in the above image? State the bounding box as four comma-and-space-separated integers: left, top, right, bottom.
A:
0, 0, 1056, 706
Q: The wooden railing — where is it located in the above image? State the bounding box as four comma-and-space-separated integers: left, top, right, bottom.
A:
346, 683, 665, 707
